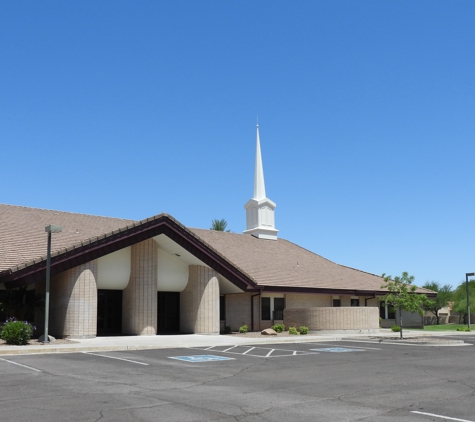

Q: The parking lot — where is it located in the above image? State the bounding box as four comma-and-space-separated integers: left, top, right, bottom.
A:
1, 336, 474, 422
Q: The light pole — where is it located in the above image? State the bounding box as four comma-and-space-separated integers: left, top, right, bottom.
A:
465, 272, 474, 330
43, 224, 62, 344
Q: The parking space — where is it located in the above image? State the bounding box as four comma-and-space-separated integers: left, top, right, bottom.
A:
188, 344, 320, 358
1, 340, 474, 422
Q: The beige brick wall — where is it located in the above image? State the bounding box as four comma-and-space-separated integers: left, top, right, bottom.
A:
50, 261, 98, 338
180, 265, 219, 334
225, 292, 259, 332
122, 239, 158, 335
285, 293, 331, 308
284, 306, 379, 330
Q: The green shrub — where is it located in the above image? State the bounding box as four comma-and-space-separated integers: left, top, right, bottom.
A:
0, 318, 34, 345
272, 323, 285, 333
456, 327, 471, 332
391, 325, 401, 332
288, 326, 299, 335
223, 325, 232, 334
239, 324, 248, 333
299, 326, 309, 335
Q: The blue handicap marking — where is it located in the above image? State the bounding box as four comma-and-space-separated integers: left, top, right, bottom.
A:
169, 355, 235, 362
310, 348, 363, 353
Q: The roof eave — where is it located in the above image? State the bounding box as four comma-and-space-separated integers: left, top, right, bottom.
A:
2, 214, 257, 292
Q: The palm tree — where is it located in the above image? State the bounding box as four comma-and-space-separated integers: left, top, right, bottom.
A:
210, 219, 230, 232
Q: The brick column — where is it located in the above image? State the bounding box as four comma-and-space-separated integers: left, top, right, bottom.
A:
180, 265, 219, 334
122, 239, 157, 335
50, 261, 98, 338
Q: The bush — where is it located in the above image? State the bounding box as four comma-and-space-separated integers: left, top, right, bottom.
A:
223, 325, 232, 334
0, 318, 34, 345
457, 327, 471, 332
299, 326, 309, 335
288, 326, 299, 335
272, 323, 285, 333
239, 324, 248, 333
391, 325, 401, 332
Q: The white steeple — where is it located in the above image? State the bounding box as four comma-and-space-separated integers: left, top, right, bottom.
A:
243, 125, 278, 240
254, 125, 266, 200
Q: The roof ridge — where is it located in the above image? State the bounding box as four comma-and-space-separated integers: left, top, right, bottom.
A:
0, 203, 137, 222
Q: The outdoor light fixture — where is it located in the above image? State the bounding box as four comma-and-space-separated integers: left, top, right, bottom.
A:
43, 224, 62, 344
465, 272, 474, 330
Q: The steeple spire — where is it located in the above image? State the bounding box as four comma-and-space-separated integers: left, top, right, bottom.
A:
254, 125, 266, 200
244, 124, 278, 240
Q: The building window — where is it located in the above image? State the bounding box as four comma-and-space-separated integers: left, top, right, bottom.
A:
332, 299, 341, 307
379, 303, 395, 319
261, 297, 271, 320
220, 295, 226, 321
273, 298, 285, 320
351, 299, 359, 307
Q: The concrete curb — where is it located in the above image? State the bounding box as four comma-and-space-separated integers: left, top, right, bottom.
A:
0, 336, 344, 356
0, 330, 471, 356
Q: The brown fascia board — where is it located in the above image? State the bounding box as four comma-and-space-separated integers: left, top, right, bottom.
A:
256, 286, 437, 298
2, 214, 256, 291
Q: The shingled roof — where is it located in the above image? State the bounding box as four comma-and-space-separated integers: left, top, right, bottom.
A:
0, 204, 435, 297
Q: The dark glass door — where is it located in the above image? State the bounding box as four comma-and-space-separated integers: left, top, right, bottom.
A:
97, 290, 122, 335
157, 292, 180, 333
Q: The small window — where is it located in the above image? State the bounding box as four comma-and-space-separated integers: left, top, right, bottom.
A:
273, 298, 285, 320
332, 299, 341, 307
219, 295, 226, 321
261, 297, 271, 320
351, 299, 359, 307
380, 303, 396, 319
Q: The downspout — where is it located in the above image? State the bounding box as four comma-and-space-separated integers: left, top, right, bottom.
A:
251, 293, 260, 332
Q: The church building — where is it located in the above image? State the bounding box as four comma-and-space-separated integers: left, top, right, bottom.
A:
0, 126, 434, 338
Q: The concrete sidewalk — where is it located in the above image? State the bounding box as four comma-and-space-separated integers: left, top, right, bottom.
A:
0, 329, 472, 356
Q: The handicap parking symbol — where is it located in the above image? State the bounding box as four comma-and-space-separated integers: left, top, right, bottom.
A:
169, 355, 235, 363
310, 348, 363, 353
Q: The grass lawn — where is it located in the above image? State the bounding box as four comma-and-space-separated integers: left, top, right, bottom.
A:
411, 324, 471, 332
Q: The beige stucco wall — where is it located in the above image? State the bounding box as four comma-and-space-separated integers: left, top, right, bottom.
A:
284, 306, 379, 331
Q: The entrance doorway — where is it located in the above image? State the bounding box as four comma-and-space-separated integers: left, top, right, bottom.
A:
97, 290, 122, 335
157, 292, 180, 333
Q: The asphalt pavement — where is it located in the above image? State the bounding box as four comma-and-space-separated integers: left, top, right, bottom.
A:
1, 334, 474, 422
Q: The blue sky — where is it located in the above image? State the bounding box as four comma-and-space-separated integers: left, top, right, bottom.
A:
1, 1, 474, 289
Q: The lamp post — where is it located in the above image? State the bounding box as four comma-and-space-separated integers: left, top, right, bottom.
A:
43, 224, 62, 344
465, 272, 474, 330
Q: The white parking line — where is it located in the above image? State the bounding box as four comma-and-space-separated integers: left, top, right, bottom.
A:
188, 346, 318, 358
411, 410, 474, 422
0, 357, 42, 372
82, 352, 149, 365
308, 342, 381, 350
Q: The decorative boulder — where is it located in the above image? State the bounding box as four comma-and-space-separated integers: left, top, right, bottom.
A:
261, 328, 277, 336
38, 334, 56, 343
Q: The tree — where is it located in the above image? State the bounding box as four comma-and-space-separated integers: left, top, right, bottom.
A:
422, 282, 453, 325
210, 219, 230, 232
379, 272, 427, 339
451, 279, 475, 324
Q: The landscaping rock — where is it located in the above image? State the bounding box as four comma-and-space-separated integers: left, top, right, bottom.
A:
261, 328, 277, 336
38, 335, 56, 343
